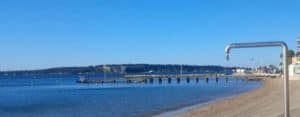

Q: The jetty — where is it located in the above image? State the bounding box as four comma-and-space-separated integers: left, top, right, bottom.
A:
76, 73, 279, 84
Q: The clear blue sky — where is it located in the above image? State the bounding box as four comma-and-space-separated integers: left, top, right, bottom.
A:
0, 0, 299, 70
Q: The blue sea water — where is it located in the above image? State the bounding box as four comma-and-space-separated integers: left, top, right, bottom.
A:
0, 74, 262, 117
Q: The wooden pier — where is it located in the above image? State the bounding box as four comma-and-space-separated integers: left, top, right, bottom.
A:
76, 73, 279, 84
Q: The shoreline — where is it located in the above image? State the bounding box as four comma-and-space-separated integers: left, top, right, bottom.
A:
171, 78, 300, 117
172, 78, 275, 117
152, 79, 265, 117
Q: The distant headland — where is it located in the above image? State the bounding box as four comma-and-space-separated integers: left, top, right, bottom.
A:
0, 64, 244, 75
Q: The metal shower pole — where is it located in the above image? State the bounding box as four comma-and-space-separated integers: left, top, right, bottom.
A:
225, 41, 290, 117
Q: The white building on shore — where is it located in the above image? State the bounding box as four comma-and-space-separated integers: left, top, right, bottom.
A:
289, 36, 300, 80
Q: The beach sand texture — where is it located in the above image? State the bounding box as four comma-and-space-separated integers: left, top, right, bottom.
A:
174, 78, 300, 117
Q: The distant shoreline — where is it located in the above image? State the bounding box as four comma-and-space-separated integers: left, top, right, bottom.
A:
0, 64, 237, 76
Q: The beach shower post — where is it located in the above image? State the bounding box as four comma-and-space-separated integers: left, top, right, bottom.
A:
225, 41, 290, 117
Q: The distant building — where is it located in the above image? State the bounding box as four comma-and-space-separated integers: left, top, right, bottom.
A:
256, 66, 279, 74
289, 36, 300, 79
236, 69, 246, 73
233, 68, 252, 75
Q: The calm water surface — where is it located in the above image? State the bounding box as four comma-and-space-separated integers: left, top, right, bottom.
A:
0, 74, 262, 117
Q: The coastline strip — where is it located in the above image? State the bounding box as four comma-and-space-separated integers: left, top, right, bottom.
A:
173, 78, 300, 117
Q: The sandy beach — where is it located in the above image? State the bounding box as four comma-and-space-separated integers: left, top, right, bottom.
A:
174, 78, 300, 117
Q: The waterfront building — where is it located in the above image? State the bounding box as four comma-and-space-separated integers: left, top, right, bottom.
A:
289, 36, 300, 80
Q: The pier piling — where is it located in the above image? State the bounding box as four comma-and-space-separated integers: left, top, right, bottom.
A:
150, 78, 154, 84
168, 78, 172, 84
196, 78, 199, 83
159, 78, 162, 84
186, 78, 190, 83
177, 78, 180, 84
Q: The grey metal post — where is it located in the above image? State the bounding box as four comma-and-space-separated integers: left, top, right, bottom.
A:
225, 41, 290, 117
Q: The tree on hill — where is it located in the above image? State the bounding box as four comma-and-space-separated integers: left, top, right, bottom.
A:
280, 50, 295, 65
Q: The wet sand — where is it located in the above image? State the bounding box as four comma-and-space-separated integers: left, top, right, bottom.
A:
174, 78, 300, 117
